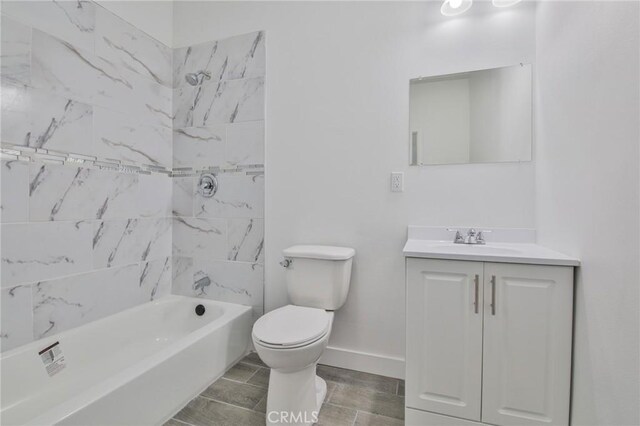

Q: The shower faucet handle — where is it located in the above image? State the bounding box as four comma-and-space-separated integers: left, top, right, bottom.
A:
198, 174, 218, 198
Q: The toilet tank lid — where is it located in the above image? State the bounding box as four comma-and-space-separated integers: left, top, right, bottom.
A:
283, 245, 355, 260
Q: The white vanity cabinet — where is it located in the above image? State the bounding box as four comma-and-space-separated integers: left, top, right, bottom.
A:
405, 258, 574, 426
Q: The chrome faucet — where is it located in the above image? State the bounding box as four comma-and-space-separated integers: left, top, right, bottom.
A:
465, 229, 480, 244
448, 228, 490, 245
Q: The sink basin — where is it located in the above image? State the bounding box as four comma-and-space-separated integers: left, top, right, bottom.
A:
402, 226, 581, 267
428, 242, 523, 255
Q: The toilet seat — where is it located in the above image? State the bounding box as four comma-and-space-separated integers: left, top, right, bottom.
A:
253, 305, 332, 349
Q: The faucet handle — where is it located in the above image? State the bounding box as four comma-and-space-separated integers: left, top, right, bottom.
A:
447, 228, 465, 244
476, 230, 492, 244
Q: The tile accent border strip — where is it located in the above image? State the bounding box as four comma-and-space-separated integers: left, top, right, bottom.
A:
1, 144, 264, 177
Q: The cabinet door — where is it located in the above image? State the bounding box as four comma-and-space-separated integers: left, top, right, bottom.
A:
482, 263, 573, 426
406, 258, 484, 421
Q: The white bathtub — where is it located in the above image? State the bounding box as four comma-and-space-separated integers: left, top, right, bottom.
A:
1, 295, 253, 425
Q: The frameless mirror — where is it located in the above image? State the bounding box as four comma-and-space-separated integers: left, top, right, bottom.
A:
409, 63, 532, 166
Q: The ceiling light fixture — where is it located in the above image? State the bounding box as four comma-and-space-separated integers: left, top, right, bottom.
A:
441, 0, 473, 16
492, 0, 523, 7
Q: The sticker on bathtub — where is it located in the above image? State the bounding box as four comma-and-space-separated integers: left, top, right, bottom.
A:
38, 341, 66, 377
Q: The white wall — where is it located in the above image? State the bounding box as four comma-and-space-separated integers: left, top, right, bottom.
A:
174, 1, 536, 377
535, 2, 639, 425
97, 0, 173, 46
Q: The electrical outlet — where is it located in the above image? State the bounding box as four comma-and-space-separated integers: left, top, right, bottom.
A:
391, 172, 404, 192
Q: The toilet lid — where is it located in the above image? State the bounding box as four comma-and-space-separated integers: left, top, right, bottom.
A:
253, 305, 331, 347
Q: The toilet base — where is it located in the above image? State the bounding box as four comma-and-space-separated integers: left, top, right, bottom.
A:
315, 376, 327, 407
266, 363, 326, 425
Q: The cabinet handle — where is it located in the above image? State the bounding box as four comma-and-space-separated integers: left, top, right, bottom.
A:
490, 275, 496, 316
474, 274, 479, 314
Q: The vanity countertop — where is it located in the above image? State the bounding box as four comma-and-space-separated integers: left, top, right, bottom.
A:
403, 227, 580, 267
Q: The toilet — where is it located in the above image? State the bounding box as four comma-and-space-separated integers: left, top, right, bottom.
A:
252, 245, 355, 425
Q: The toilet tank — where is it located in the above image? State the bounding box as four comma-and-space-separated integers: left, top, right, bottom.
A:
282, 245, 355, 311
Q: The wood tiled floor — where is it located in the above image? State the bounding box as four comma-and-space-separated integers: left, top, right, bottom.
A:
166, 353, 405, 426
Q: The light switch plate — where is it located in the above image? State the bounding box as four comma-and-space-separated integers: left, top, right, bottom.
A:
391, 172, 404, 192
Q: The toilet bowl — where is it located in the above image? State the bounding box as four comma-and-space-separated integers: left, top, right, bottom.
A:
252, 305, 334, 425
251, 245, 354, 426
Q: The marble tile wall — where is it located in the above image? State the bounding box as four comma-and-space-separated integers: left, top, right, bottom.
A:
171, 32, 266, 318
1, 1, 267, 352
1, 4, 172, 167
0, 159, 173, 351
0, 1, 173, 352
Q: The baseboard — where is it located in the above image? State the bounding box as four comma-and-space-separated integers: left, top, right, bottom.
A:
319, 346, 405, 379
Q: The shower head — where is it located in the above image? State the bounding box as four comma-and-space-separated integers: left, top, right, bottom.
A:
185, 73, 199, 86
185, 71, 211, 86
